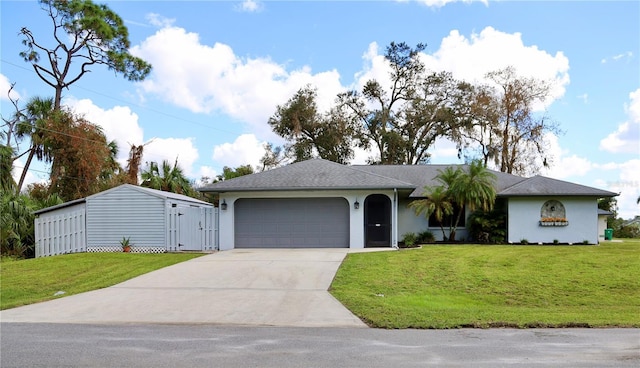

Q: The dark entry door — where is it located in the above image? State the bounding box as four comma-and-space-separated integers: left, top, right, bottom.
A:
365, 194, 391, 247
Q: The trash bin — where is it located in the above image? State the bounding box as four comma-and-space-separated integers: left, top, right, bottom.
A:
604, 228, 613, 240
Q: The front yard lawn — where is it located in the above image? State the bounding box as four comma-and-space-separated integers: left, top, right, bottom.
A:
0, 252, 204, 310
330, 241, 640, 328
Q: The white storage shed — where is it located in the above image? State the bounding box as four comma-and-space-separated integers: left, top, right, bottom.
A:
34, 184, 217, 257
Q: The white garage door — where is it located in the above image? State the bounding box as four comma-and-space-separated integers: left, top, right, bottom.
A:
234, 198, 349, 248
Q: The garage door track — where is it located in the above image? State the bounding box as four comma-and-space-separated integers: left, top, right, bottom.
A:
0, 249, 367, 327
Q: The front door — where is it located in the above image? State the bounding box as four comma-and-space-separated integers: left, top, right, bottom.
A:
365, 194, 391, 247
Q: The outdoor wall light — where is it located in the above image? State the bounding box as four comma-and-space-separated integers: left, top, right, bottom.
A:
221, 199, 227, 211
354, 199, 360, 210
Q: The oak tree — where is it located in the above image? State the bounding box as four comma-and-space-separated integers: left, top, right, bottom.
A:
268, 86, 360, 164
338, 43, 472, 164
463, 67, 560, 175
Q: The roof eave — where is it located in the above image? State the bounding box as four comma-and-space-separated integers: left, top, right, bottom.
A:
497, 192, 619, 197
199, 185, 416, 193
33, 198, 87, 215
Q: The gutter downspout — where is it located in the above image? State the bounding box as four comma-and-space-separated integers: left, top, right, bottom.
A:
393, 188, 399, 249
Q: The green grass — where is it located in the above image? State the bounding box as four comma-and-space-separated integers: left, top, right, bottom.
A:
0, 252, 204, 310
330, 240, 640, 328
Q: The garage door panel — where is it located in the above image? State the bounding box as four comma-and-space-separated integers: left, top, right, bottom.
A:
235, 198, 349, 248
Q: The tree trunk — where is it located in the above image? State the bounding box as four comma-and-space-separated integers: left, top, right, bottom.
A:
16, 148, 35, 193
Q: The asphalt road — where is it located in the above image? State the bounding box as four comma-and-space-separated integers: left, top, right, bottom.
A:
1, 324, 638, 367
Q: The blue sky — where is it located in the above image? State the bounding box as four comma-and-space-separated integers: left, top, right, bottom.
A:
1, 0, 639, 218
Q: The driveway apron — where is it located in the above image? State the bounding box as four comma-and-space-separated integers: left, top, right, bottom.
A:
0, 249, 367, 327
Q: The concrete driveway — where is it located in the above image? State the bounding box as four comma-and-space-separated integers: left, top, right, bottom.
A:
0, 249, 370, 327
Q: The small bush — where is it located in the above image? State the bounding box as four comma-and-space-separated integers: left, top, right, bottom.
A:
402, 232, 418, 247
520, 239, 529, 245
417, 230, 435, 244
553, 239, 559, 245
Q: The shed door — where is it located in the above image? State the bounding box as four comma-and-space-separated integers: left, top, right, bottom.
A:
234, 198, 349, 248
178, 207, 203, 251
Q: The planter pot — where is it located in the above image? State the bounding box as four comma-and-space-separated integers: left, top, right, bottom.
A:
123, 246, 131, 253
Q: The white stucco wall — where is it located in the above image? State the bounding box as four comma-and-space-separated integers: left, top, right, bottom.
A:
597, 215, 608, 243
507, 197, 599, 244
397, 199, 470, 242
217, 190, 397, 250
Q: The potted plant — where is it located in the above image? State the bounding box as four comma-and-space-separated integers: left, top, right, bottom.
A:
120, 237, 132, 253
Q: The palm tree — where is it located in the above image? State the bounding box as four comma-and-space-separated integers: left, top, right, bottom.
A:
433, 166, 463, 240
141, 158, 196, 197
409, 186, 453, 240
0, 145, 16, 192
0, 191, 34, 257
446, 160, 497, 241
14, 97, 55, 193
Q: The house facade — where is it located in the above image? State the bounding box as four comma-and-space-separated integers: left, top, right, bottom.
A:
200, 159, 617, 249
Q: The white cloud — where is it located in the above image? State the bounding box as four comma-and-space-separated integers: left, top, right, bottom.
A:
421, 27, 570, 107
236, 0, 263, 12
212, 133, 265, 168
146, 13, 175, 28
577, 93, 588, 104
130, 26, 344, 139
596, 159, 640, 220
599, 88, 640, 154
195, 166, 218, 186
415, 0, 488, 8
11, 157, 48, 191
0, 73, 21, 101
540, 133, 593, 179
65, 97, 202, 178
144, 137, 200, 178
355, 27, 570, 113
601, 51, 633, 64
65, 97, 144, 166
430, 138, 460, 162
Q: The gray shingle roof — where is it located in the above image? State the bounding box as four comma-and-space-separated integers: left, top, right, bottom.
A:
354, 164, 527, 197
497, 175, 618, 197
198, 158, 617, 198
598, 208, 613, 216
199, 159, 415, 192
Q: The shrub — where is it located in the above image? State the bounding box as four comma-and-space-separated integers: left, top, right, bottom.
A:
615, 225, 640, 239
467, 210, 507, 243
417, 230, 435, 244
553, 239, 559, 245
401, 232, 418, 247
520, 239, 529, 245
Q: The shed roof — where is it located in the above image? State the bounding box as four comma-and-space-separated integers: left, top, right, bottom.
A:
89, 184, 212, 205
198, 158, 618, 198
34, 184, 211, 215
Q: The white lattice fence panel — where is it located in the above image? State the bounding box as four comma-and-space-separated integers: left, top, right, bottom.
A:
87, 246, 166, 254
